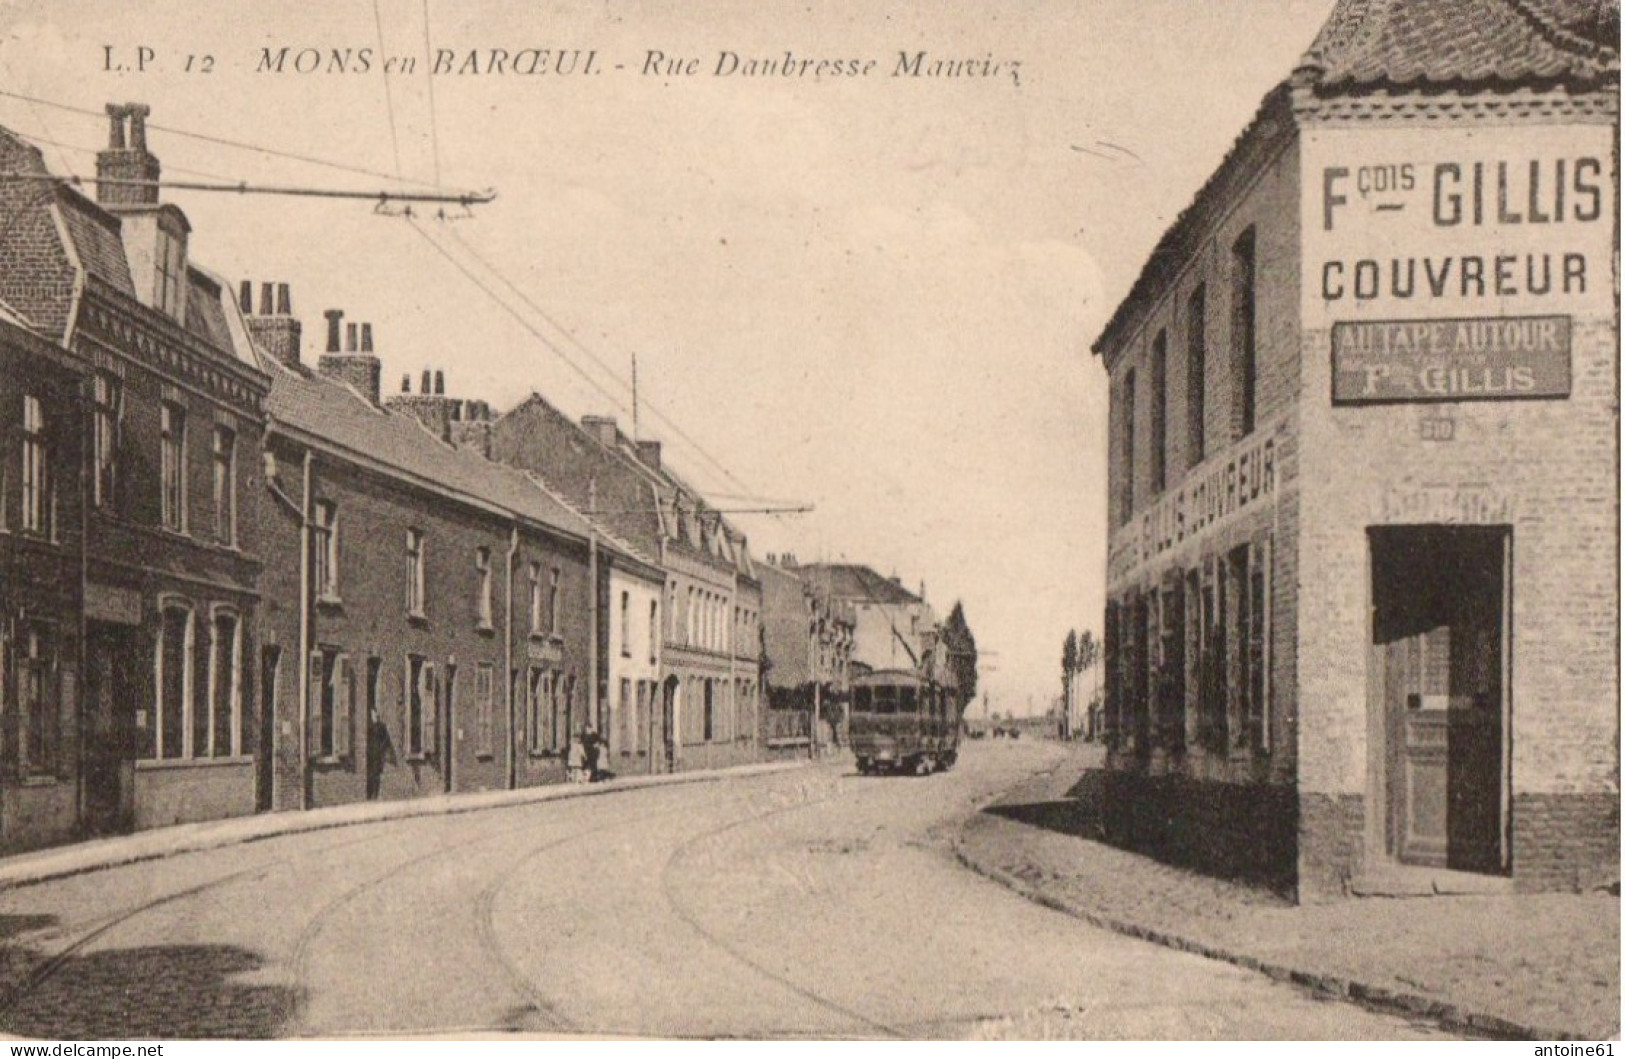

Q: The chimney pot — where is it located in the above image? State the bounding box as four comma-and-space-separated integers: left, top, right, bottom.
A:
361, 323, 373, 353
421, 370, 432, 395
401, 374, 411, 394
345, 322, 358, 353
276, 283, 291, 315
323, 309, 343, 354
259, 282, 274, 316
128, 103, 150, 151
435, 370, 445, 395
105, 104, 127, 149
238, 280, 253, 314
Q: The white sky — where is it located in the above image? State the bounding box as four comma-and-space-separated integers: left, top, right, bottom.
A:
0, 0, 1336, 715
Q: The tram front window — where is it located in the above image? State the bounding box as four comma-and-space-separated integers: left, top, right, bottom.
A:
853, 687, 872, 714
873, 686, 897, 714
897, 686, 917, 714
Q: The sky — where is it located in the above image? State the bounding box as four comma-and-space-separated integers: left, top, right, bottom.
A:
0, 0, 1337, 715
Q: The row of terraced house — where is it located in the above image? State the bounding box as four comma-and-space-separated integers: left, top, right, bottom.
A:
0, 102, 915, 852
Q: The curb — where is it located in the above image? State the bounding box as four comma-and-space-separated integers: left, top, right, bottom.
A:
0, 757, 829, 894
950, 838, 1584, 1042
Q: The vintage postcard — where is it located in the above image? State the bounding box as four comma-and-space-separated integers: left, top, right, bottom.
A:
0, 0, 1615, 1044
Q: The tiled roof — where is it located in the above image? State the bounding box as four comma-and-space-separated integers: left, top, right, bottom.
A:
800, 564, 922, 606
266, 360, 601, 544
1093, 0, 1617, 360
1303, 0, 1618, 88
56, 192, 135, 296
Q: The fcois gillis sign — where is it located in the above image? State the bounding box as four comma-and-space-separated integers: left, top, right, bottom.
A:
1303, 125, 1611, 403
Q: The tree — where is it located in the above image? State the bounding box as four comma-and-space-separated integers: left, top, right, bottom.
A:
1077, 629, 1100, 738
942, 601, 978, 707
1061, 630, 1078, 735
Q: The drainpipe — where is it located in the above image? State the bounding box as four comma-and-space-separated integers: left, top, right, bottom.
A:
588, 532, 598, 745
504, 524, 517, 790
296, 450, 312, 811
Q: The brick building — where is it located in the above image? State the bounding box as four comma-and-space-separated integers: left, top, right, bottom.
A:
0, 106, 273, 840
1094, 0, 1617, 898
247, 302, 634, 807
799, 564, 935, 677
489, 397, 764, 772
0, 313, 86, 849
759, 555, 855, 754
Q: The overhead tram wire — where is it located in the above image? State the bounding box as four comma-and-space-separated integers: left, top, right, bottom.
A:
438, 222, 774, 505
410, 220, 794, 517
0, 88, 455, 194
0, 170, 494, 205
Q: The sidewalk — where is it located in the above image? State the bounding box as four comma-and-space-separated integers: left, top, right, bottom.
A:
955, 747, 1619, 1041
0, 758, 819, 894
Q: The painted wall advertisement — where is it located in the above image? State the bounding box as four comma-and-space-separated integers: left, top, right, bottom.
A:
1302, 124, 1614, 404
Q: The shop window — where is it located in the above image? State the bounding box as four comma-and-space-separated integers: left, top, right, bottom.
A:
1226, 545, 1251, 753
1159, 577, 1186, 751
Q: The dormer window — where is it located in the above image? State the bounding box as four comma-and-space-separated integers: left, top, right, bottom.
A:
155, 223, 186, 319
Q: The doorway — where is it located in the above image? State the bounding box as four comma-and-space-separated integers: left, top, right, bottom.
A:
1371, 526, 1510, 875
661, 677, 678, 774
83, 623, 138, 834
258, 645, 280, 812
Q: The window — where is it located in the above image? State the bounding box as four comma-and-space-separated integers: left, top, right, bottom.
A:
527, 667, 552, 752
528, 562, 542, 635
619, 678, 632, 756
210, 610, 241, 757
92, 373, 121, 510
17, 625, 57, 778
475, 663, 495, 757
1198, 564, 1227, 753
547, 567, 561, 635
1119, 369, 1136, 523
620, 591, 631, 657
686, 587, 695, 646
554, 673, 572, 752
20, 394, 49, 537
406, 529, 426, 618
1247, 539, 1272, 753
405, 655, 436, 757
154, 603, 192, 759
475, 547, 493, 629
703, 679, 715, 741
1226, 545, 1251, 753
649, 601, 659, 665
312, 501, 338, 600
160, 402, 187, 533
1150, 330, 1167, 494
309, 647, 352, 760
155, 227, 185, 318
1158, 579, 1185, 751
1186, 285, 1207, 467
211, 426, 236, 545
1231, 228, 1257, 439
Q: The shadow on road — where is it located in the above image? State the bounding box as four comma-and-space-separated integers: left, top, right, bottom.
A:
980, 767, 1292, 897
0, 943, 296, 1039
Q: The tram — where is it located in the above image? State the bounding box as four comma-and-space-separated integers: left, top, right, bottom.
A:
849, 669, 962, 776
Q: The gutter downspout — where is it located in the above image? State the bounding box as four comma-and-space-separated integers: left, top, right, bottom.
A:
296, 450, 312, 811
505, 524, 517, 790
588, 532, 599, 747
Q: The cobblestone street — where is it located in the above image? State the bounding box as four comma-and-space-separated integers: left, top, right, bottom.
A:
0, 744, 1447, 1039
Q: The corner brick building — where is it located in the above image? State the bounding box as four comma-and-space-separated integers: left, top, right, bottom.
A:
1094, 0, 1617, 899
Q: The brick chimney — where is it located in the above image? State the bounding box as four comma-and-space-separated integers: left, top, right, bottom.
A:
316, 309, 383, 405
96, 103, 160, 207
240, 280, 302, 368
635, 439, 662, 471
581, 415, 619, 448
